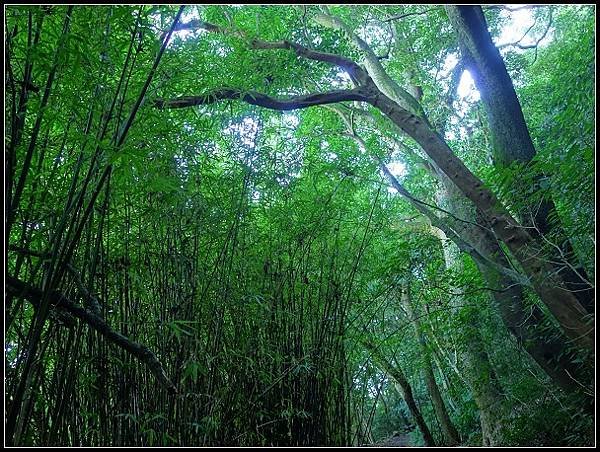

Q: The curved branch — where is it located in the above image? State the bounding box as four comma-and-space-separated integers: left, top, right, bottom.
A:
6, 275, 177, 394
377, 163, 531, 287
516, 11, 553, 53
173, 19, 368, 83
155, 87, 371, 111
251, 39, 367, 83
174, 19, 232, 34
500, 16, 538, 48
324, 108, 531, 288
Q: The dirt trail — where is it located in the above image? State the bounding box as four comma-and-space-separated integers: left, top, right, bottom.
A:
367, 433, 412, 447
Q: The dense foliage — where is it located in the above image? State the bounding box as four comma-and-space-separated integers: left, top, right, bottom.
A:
5, 5, 595, 447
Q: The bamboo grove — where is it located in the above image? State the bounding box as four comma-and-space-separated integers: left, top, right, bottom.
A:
4, 4, 595, 447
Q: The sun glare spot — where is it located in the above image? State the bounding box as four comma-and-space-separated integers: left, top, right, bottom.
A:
384, 161, 407, 194
456, 70, 480, 102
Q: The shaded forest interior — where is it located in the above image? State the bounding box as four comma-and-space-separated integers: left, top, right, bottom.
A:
4, 4, 595, 447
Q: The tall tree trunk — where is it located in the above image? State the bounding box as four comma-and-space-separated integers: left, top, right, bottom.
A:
445, 5, 594, 314
400, 283, 461, 446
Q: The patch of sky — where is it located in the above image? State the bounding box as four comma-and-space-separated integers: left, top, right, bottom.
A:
494, 6, 554, 53
224, 116, 260, 149
356, 21, 390, 53
330, 69, 353, 89
211, 42, 233, 57
174, 153, 189, 179
457, 70, 480, 103
282, 112, 300, 129
170, 7, 204, 44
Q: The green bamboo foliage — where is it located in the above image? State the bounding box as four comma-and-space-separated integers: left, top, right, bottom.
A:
5, 5, 594, 447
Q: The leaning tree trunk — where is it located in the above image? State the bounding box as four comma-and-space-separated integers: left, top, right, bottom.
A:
338, 75, 589, 397
363, 116, 590, 398
445, 5, 594, 314
382, 45, 594, 396
433, 168, 592, 396
369, 91, 593, 351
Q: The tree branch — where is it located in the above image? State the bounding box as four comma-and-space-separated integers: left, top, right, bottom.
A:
173, 18, 368, 83
155, 87, 371, 111
322, 108, 530, 288
382, 8, 438, 23
377, 164, 531, 287
497, 10, 553, 52
251, 39, 367, 83
312, 9, 425, 117
500, 15, 538, 48
6, 275, 177, 394
174, 18, 240, 36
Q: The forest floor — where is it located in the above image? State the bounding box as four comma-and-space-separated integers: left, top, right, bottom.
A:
367, 433, 412, 447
